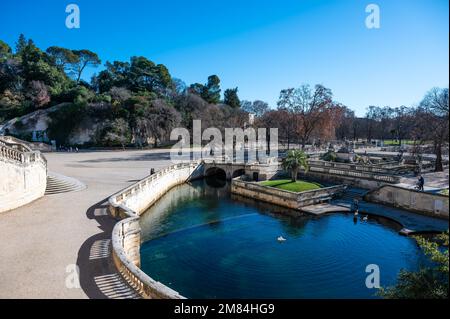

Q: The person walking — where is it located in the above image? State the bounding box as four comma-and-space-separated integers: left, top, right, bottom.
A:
352, 199, 359, 212
418, 175, 425, 191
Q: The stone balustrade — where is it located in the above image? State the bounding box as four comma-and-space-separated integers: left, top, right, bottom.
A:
303, 160, 402, 189
307, 159, 402, 174
0, 137, 47, 213
108, 161, 203, 299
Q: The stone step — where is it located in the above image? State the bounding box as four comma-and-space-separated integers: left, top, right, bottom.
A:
45, 172, 86, 195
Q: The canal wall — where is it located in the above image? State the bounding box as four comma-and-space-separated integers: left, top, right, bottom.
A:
364, 185, 449, 220
108, 161, 203, 299
231, 178, 347, 211
0, 137, 47, 213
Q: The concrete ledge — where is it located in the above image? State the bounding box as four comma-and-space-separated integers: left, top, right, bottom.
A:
364, 184, 449, 219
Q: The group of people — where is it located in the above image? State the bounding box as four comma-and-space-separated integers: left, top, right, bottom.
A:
58, 145, 79, 153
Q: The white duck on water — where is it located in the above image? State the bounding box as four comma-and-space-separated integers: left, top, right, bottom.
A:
277, 236, 287, 242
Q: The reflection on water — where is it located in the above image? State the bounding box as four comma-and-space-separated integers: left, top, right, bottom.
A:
139, 179, 424, 299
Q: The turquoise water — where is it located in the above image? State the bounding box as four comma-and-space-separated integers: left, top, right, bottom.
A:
139, 180, 424, 299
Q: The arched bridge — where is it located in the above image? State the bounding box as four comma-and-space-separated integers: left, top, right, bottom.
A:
201, 158, 279, 181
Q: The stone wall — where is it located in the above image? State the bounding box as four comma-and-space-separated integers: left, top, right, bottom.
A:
364, 185, 449, 219
231, 178, 347, 210
108, 161, 203, 299
0, 137, 47, 213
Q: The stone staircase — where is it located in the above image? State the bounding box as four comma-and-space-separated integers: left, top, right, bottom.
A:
45, 172, 86, 195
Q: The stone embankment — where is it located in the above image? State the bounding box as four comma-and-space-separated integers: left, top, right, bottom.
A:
364, 185, 449, 219
231, 177, 347, 211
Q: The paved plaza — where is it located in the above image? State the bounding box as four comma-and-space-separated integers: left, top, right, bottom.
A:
0, 149, 173, 298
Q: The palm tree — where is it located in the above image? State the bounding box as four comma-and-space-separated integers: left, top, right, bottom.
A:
282, 149, 309, 182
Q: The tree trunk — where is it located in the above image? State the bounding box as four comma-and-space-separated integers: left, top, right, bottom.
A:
292, 168, 298, 182
435, 141, 443, 172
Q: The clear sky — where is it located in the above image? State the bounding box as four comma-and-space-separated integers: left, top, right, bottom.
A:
1, 0, 448, 116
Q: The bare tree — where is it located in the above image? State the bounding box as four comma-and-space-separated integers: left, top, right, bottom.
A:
277, 84, 334, 149
419, 87, 449, 171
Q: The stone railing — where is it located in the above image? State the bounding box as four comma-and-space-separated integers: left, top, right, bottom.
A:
0, 137, 47, 213
108, 161, 204, 299
231, 178, 347, 210
307, 159, 401, 174
306, 164, 400, 184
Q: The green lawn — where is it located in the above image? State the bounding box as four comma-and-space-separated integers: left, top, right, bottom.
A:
440, 189, 449, 196
260, 179, 322, 192
383, 139, 416, 146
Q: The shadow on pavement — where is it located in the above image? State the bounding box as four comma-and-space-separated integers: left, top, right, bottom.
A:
76, 198, 140, 299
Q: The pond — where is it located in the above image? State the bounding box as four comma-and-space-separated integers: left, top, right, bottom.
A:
139, 179, 424, 299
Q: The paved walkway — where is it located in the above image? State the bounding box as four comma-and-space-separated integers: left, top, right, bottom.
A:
398, 169, 449, 193
0, 149, 172, 298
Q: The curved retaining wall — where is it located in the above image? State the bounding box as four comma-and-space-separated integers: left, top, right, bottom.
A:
0, 137, 47, 213
108, 161, 203, 299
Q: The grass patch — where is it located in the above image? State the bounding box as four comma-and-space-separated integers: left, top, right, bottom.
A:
260, 179, 322, 192
383, 139, 416, 146
440, 189, 449, 196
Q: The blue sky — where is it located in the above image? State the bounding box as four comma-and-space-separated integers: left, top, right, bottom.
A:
0, 0, 448, 116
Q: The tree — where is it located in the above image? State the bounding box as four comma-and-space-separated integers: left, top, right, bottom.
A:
419, 87, 449, 172
241, 100, 269, 117
392, 105, 412, 145
26, 80, 50, 108
365, 105, 378, 142
93, 60, 130, 93
335, 107, 356, 140
224, 87, 240, 108
18, 39, 71, 97
15, 34, 27, 56
277, 84, 335, 149
189, 75, 221, 104
203, 75, 221, 104
71, 49, 101, 83
380, 231, 448, 299
128, 56, 171, 94
0, 58, 23, 92
46, 46, 78, 71
282, 149, 309, 182
129, 97, 181, 147
109, 86, 131, 105
101, 118, 131, 150
0, 40, 12, 62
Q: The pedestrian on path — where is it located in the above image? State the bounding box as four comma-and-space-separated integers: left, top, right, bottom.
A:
417, 175, 425, 191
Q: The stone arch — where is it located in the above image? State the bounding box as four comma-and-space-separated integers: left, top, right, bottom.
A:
231, 168, 246, 179
204, 167, 227, 180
